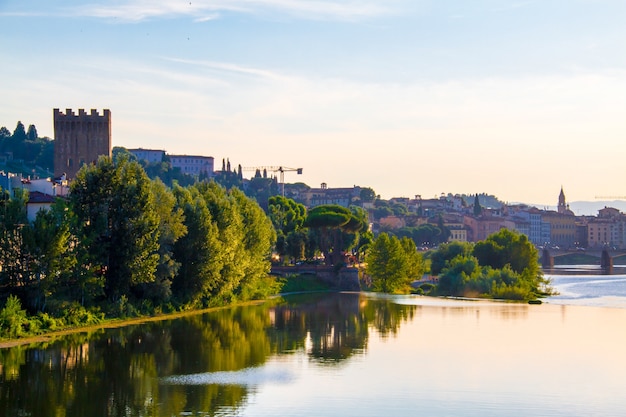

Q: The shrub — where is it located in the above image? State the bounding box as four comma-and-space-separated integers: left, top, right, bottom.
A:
0, 296, 29, 339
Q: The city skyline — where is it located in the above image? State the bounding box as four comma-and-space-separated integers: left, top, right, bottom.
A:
2, 0, 625, 206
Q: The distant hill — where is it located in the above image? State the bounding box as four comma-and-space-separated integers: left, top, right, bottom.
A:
533, 200, 626, 216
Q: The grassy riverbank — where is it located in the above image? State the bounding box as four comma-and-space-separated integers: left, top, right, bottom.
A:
0, 298, 274, 349
0, 273, 335, 348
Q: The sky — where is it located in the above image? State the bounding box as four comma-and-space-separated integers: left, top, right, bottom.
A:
1, 0, 625, 206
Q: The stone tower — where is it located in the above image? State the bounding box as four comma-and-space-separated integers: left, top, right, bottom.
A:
53, 108, 111, 180
557, 186, 567, 214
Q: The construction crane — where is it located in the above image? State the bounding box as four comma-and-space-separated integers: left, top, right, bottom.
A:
242, 166, 303, 196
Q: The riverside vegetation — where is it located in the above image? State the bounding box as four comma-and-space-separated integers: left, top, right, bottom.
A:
0, 156, 280, 340
0, 155, 373, 341
0, 154, 551, 341
365, 229, 554, 301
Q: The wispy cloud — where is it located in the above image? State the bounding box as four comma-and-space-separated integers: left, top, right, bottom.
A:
70, 0, 394, 22
162, 57, 290, 82
491, 0, 537, 12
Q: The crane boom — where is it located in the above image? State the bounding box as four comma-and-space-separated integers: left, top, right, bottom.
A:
242, 166, 303, 196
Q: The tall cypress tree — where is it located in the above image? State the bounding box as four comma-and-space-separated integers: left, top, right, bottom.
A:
473, 193, 482, 216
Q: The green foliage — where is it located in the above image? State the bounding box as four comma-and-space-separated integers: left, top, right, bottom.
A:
473, 228, 539, 275
70, 156, 161, 301
0, 189, 29, 289
0, 295, 29, 338
0, 156, 285, 340
0, 121, 54, 174
268, 196, 308, 263
278, 273, 332, 293
437, 255, 480, 296
359, 187, 376, 202
428, 241, 474, 275
393, 223, 448, 247
171, 184, 224, 304
171, 182, 278, 307
20, 201, 76, 312
305, 204, 369, 266
473, 193, 483, 216
365, 233, 424, 294
230, 188, 277, 300
137, 179, 187, 304
432, 229, 554, 301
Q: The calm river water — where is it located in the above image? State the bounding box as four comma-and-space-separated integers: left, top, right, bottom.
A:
2, 271, 626, 417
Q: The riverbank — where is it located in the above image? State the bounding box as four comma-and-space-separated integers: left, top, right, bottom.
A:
0, 299, 269, 349
0, 272, 337, 348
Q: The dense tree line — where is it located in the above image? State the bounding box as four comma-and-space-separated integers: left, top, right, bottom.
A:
365, 229, 553, 300
0, 153, 379, 339
0, 156, 278, 338
0, 121, 54, 175
429, 229, 554, 300
268, 196, 372, 266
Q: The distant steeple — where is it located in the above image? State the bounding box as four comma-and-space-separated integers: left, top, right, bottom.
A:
558, 186, 567, 214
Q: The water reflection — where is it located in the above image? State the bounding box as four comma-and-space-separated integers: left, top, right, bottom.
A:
0, 293, 417, 417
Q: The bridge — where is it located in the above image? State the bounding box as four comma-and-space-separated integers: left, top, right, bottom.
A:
270, 265, 361, 291
541, 247, 626, 271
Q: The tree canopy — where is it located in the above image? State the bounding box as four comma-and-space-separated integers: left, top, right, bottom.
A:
431, 229, 553, 300
305, 204, 369, 266
365, 233, 424, 294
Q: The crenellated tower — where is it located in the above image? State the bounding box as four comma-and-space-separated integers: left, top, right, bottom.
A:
53, 108, 112, 180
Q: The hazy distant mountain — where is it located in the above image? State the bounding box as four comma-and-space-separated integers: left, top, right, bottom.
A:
531, 200, 626, 216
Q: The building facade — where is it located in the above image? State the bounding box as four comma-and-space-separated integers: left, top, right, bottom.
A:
53, 108, 112, 179
128, 148, 165, 164
168, 155, 214, 177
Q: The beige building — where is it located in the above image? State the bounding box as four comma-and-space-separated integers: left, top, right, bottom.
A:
447, 223, 468, 242
303, 184, 361, 208
168, 155, 214, 177
542, 211, 578, 248
464, 216, 515, 242
128, 148, 165, 163
587, 207, 626, 249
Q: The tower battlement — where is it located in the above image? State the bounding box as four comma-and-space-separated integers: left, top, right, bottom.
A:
53, 108, 111, 120
53, 108, 112, 179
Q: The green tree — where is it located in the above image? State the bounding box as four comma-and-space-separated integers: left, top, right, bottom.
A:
268, 195, 307, 263
473, 229, 538, 274
230, 188, 277, 300
365, 233, 413, 293
473, 193, 482, 216
429, 241, 474, 275
472, 228, 549, 297
21, 202, 73, 312
437, 255, 480, 296
171, 185, 223, 305
0, 126, 10, 140
0, 189, 29, 290
11, 121, 27, 142
26, 124, 38, 141
305, 204, 367, 266
359, 187, 376, 203
199, 182, 246, 303
69, 156, 160, 302
136, 179, 187, 303
400, 236, 426, 281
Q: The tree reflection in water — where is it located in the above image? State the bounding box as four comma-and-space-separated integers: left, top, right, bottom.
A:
0, 293, 416, 416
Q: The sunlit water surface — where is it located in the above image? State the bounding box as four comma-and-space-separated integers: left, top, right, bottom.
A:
1, 273, 626, 417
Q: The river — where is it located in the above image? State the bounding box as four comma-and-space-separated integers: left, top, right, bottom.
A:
1, 271, 626, 417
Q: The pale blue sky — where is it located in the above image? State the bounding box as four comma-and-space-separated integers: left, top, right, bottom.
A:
1, 0, 625, 205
